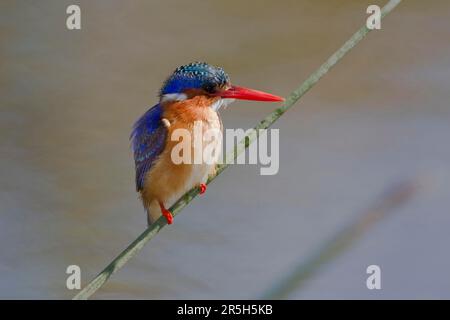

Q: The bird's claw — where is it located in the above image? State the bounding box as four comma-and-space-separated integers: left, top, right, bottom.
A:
162, 208, 173, 225
159, 201, 173, 225
199, 183, 207, 195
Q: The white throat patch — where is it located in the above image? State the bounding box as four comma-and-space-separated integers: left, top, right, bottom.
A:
211, 98, 235, 111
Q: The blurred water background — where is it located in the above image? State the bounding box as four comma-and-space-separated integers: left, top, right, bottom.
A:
1, 0, 450, 299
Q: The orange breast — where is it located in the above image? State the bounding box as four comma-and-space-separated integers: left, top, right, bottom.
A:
140, 96, 222, 209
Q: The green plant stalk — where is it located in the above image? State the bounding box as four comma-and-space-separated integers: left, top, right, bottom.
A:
73, 0, 402, 300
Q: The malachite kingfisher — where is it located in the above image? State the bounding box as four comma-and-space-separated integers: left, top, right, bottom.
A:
131, 62, 284, 226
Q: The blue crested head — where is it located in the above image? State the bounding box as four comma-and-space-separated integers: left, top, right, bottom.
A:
160, 62, 230, 97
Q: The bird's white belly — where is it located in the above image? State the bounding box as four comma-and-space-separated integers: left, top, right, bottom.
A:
166, 118, 221, 207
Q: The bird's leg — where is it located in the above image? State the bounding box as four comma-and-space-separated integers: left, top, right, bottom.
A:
158, 201, 173, 225
199, 183, 207, 195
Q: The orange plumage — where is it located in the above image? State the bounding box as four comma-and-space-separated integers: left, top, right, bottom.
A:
131, 62, 283, 225
141, 95, 221, 224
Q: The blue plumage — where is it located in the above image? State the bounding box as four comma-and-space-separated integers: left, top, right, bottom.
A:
131, 62, 229, 193
130, 104, 167, 191
160, 62, 229, 95
131, 62, 284, 225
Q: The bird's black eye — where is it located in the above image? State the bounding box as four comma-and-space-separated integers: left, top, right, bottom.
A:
203, 83, 216, 94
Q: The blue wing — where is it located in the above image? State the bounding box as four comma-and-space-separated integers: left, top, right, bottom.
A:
130, 104, 167, 191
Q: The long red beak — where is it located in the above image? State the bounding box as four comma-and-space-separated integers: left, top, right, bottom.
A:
216, 85, 284, 102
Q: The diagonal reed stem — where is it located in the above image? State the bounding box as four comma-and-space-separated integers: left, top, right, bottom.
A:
73, 0, 402, 300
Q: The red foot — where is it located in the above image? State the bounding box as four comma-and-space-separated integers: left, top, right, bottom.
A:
199, 183, 207, 195
159, 202, 173, 225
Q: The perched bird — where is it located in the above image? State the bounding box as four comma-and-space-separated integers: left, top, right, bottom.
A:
131, 62, 283, 225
